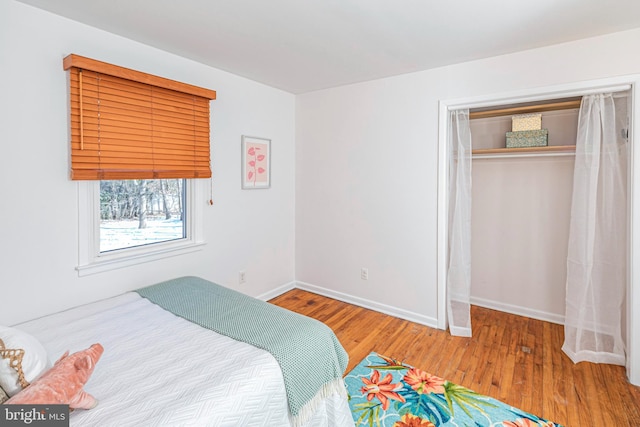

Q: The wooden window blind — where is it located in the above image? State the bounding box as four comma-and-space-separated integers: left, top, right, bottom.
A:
63, 54, 217, 180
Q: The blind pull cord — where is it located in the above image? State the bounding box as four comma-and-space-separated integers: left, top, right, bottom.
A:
79, 69, 84, 151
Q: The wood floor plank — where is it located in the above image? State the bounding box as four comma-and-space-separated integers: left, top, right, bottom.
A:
270, 289, 640, 427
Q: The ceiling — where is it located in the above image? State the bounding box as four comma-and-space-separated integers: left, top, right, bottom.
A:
16, 0, 640, 94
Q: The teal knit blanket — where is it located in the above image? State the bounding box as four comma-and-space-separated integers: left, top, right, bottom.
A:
135, 276, 349, 420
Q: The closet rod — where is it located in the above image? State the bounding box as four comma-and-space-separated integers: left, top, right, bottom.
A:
469, 99, 581, 120
473, 152, 575, 160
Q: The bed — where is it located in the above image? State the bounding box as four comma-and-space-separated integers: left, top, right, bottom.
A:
6, 277, 355, 426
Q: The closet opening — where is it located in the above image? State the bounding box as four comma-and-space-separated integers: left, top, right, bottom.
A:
468, 96, 583, 327
436, 78, 639, 385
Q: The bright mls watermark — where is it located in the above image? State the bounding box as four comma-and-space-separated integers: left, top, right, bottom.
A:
1, 405, 68, 426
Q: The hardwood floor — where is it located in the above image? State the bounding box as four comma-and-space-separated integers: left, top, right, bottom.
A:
270, 289, 640, 427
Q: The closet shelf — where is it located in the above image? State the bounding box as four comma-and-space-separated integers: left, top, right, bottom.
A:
472, 145, 576, 158
469, 99, 581, 120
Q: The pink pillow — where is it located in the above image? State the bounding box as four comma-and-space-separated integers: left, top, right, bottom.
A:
5, 344, 103, 410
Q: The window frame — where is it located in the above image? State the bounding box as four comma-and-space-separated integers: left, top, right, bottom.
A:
76, 179, 205, 276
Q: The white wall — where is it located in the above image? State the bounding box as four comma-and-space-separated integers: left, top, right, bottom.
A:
0, 1, 296, 325
296, 28, 640, 326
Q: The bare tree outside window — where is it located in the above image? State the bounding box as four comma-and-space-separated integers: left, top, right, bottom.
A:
99, 179, 186, 252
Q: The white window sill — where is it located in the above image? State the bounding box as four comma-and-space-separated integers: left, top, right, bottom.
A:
76, 240, 205, 277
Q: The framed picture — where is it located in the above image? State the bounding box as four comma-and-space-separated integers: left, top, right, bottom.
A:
241, 135, 271, 189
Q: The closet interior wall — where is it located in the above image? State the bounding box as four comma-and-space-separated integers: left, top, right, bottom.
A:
469, 108, 579, 324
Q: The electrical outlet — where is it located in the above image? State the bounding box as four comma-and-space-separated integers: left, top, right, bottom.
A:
239, 271, 246, 284
361, 268, 368, 280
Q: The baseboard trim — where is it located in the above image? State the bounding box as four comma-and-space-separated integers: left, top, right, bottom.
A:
470, 296, 565, 325
260, 283, 564, 327
256, 281, 296, 301
295, 281, 439, 329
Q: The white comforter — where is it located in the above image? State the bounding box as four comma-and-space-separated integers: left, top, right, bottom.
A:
17, 293, 354, 427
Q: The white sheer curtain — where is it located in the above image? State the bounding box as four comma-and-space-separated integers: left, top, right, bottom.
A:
563, 92, 629, 365
447, 109, 472, 337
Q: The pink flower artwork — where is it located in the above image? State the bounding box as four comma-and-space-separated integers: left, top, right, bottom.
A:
242, 137, 270, 188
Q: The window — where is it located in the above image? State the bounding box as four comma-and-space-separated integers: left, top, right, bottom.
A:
77, 178, 205, 276
100, 179, 186, 253
65, 54, 216, 275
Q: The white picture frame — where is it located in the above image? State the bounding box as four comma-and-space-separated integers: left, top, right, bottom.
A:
241, 135, 271, 189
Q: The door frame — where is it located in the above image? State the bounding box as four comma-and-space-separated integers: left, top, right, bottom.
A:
436, 75, 640, 385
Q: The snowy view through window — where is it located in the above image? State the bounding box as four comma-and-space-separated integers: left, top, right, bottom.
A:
100, 179, 186, 252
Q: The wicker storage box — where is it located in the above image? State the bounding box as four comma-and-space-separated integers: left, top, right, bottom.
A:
512, 113, 542, 132
506, 129, 548, 148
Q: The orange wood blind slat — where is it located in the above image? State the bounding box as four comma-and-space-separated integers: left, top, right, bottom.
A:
71, 85, 211, 114
67, 58, 215, 180
71, 110, 210, 131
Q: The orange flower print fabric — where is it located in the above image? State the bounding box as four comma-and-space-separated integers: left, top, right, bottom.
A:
345, 352, 563, 427
361, 370, 405, 410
